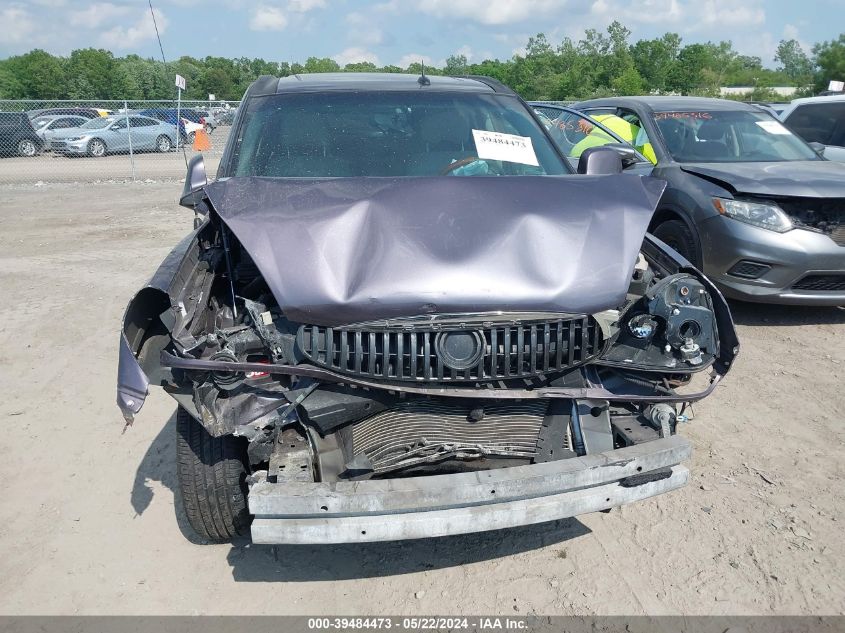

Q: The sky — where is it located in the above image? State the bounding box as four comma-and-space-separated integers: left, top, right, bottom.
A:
1, 0, 843, 68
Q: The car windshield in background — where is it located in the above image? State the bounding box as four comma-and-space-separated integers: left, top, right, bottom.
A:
80, 118, 112, 129
654, 110, 820, 163
231, 91, 568, 177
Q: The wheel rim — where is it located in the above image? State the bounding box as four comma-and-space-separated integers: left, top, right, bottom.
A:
90, 140, 105, 157
158, 136, 171, 151
19, 140, 35, 156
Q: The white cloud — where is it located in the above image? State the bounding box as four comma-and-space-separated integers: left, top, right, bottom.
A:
455, 44, 474, 61
333, 47, 380, 66
416, 0, 559, 25
696, 0, 764, 27
346, 12, 384, 45
288, 0, 326, 12
0, 6, 36, 45
588, 0, 763, 28
397, 53, 433, 69
249, 5, 288, 31
69, 3, 132, 28
99, 7, 167, 50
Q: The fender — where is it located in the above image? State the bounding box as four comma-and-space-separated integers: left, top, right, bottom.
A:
116, 229, 202, 421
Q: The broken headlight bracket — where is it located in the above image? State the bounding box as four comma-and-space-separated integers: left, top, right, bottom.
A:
595, 273, 719, 373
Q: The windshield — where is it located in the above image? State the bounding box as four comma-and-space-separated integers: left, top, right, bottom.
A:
32, 117, 53, 129
231, 91, 568, 177
80, 118, 113, 129
653, 110, 819, 163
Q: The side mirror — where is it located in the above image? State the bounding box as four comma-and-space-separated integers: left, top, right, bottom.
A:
808, 141, 826, 156
603, 143, 642, 168
577, 146, 624, 175
179, 154, 208, 209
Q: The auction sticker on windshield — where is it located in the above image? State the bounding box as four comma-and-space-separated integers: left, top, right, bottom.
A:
472, 130, 539, 166
755, 120, 791, 135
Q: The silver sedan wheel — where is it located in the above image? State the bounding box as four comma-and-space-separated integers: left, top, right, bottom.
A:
18, 139, 37, 157
156, 135, 173, 153
88, 138, 106, 157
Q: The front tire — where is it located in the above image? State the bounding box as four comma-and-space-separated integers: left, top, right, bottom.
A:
176, 407, 251, 541
87, 138, 106, 157
156, 134, 172, 153
17, 138, 37, 157
653, 219, 701, 267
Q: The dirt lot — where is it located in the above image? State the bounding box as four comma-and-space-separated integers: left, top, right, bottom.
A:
0, 182, 843, 616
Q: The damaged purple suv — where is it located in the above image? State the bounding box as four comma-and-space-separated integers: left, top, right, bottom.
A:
117, 74, 738, 544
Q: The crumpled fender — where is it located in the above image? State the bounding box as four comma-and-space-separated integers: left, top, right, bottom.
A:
116, 231, 199, 422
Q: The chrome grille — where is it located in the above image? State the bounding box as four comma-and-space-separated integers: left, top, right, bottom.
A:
351, 400, 550, 473
297, 316, 602, 382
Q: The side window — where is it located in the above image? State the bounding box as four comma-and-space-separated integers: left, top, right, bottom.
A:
784, 104, 840, 145
534, 107, 626, 162
129, 117, 151, 127
112, 119, 128, 130
617, 108, 656, 163
54, 118, 77, 129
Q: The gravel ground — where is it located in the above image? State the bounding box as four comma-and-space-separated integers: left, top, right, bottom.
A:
0, 182, 843, 616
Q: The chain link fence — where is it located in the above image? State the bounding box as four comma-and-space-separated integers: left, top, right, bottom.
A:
0, 99, 240, 185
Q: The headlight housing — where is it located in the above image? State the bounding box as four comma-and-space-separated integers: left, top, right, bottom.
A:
713, 197, 792, 233
598, 273, 719, 372
64, 136, 84, 141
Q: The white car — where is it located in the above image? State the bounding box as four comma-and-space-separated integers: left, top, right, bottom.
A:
779, 94, 845, 161
181, 117, 204, 143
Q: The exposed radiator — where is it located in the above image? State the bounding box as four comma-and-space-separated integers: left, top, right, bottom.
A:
351, 400, 552, 474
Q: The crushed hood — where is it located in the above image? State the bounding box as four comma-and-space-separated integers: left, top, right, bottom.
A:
204, 176, 666, 326
680, 161, 845, 198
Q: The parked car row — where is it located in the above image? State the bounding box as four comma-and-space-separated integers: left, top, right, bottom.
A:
1, 104, 240, 157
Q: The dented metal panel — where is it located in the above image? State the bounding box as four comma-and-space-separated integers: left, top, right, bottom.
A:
204, 175, 666, 326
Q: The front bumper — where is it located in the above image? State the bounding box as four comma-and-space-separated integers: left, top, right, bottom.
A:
701, 215, 845, 305
248, 435, 691, 544
51, 139, 89, 154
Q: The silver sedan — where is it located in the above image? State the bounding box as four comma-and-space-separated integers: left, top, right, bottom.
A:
31, 115, 89, 150
50, 115, 178, 157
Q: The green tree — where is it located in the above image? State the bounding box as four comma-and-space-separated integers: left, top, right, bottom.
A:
813, 33, 845, 92
775, 39, 814, 85
444, 54, 468, 76
631, 33, 681, 93
5, 49, 66, 98
302, 57, 340, 73
65, 48, 126, 98
0, 62, 24, 98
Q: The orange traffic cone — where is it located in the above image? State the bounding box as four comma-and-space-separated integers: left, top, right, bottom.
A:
193, 128, 211, 151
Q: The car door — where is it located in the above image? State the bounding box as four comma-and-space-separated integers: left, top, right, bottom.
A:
129, 117, 156, 150
782, 102, 845, 161
530, 104, 653, 174
103, 118, 129, 151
